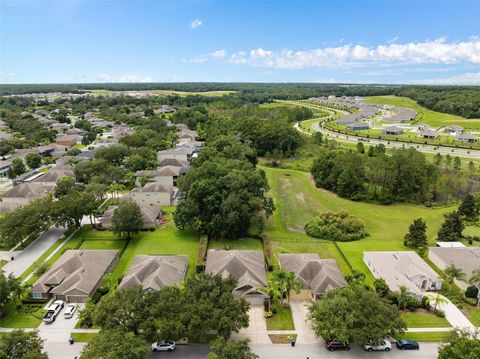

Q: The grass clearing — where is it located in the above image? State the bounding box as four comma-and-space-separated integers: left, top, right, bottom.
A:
401, 311, 451, 328
262, 166, 454, 283
266, 304, 295, 331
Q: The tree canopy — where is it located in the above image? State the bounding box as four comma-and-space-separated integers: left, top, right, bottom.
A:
305, 211, 367, 242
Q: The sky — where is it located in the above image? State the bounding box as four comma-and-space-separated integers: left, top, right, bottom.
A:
1, 0, 479, 85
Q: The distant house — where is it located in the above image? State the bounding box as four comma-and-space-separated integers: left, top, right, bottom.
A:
415, 123, 431, 131
278, 254, 346, 300
119, 255, 188, 292
177, 129, 197, 140
159, 158, 189, 168
428, 247, 480, 290
100, 203, 163, 229
444, 125, 464, 134
205, 250, 268, 305
347, 122, 369, 131
0, 182, 55, 208
135, 165, 182, 187
176, 139, 203, 151
364, 251, 442, 298
157, 148, 195, 163
0, 160, 12, 177
382, 126, 404, 136
128, 182, 173, 207
155, 105, 176, 114
456, 133, 478, 143
31, 168, 75, 186
30, 250, 118, 302
417, 130, 439, 140
56, 135, 82, 147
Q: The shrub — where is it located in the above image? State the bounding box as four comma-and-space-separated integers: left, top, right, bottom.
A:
435, 309, 446, 317
304, 211, 367, 242
35, 262, 48, 276
465, 285, 479, 299
407, 297, 421, 311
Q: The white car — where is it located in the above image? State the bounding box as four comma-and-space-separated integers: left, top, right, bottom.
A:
365, 339, 392, 352
151, 341, 176, 352
43, 300, 65, 324
64, 304, 77, 319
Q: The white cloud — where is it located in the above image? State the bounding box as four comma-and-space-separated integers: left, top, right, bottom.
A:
0, 72, 16, 78
190, 18, 202, 29
184, 49, 227, 63
192, 38, 480, 69
96, 73, 152, 83
410, 72, 480, 85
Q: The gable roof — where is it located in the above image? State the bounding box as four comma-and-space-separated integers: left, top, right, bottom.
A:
429, 247, 480, 280
100, 203, 162, 228
119, 255, 188, 291
32, 169, 75, 184
132, 182, 173, 193
1, 182, 55, 199
205, 250, 268, 299
31, 250, 118, 296
278, 254, 346, 295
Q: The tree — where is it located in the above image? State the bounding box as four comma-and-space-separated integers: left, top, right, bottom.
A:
394, 286, 410, 310
373, 278, 390, 297
80, 330, 148, 359
0, 271, 23, 316
0, 329, 48, 359
345, 269, 366, 287
207, 337, 258, 359
25, 152, 42, 169
434, 153, 443, 167
427, 293, 447, 311
271, 269, 302, 304
444, 264, 466, 284
438, 328, 480, 359
259, 281, 281, 312
53, 191, 96, 228
54, 176, 83, 197
458, 194, 479, 221
305, 211, 367, 242
7, 158, 26, 179
437, 211, 464, 242
404, 218, 427, 248
356, 141, 365, 154
94, 144, 130, 165
111, 200, 144, 241
308, 286, 405, 346
469, 268, 480, 306
453, 156, 461, 170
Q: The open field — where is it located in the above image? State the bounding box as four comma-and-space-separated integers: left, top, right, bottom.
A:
146, 89, 236, 97
367, 96, 480, 130
262, 166, 454, 283
401, 311, 451, 328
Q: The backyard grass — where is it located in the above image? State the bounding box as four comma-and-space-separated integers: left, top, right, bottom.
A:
208, 237, 264, 251
266, 304, 295, 331
366, 96, 480, 130
401, 311, 451, 328
395, 331, 448, 342
262, 166, 454, 283
70, 332, 99, 343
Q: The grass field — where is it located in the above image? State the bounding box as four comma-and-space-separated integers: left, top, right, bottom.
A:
395, 331, 448, 342
266, 304, 295, 330
0, 301, 45, 328
401, 311, 451, 328
208, 237, 264, 251
146, 89, 236, 97
367, 96, 480, 130
262, 166, 454, 283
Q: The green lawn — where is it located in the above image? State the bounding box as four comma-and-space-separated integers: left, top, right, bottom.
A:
70, 332, 99, 343
208, 237, 263, 251
266, 304, 295, 330
262, 166, 454, 283
466, 306, 480, 326
401, 311, 451, 328
0, 260, 7, 269
366, 96, 480, 130
0, 301, 45, 328
395, 331, 448, 342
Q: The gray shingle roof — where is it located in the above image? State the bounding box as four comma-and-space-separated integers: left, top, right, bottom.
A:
429, 247, 480, 280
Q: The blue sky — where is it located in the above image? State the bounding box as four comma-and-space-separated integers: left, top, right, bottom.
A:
1, 0, 479, 84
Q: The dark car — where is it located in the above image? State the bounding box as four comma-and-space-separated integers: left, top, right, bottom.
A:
396, 340, 420, 350
326, 340, 351, 351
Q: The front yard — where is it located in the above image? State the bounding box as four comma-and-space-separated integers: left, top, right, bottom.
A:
0, 300, 45, 328
266, 304, 295, 331
401, 311, 451, 328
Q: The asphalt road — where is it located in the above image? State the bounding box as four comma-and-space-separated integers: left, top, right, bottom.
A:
147, 343, 440, 359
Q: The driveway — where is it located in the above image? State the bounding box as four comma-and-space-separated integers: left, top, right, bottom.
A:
231, 305, 271, 344
290, 300, 318, 344
425, 292, 474, 329
2, 226, 66, 277
38, 303, 83, 342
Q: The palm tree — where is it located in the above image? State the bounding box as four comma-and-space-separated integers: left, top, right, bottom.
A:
469, 268, 480, 307
272, 269, 288, 302
397, 286, 409, 310
428, 293, 447, 311
259, 281, 281, 312
444, 264, 466, 284
284, 271, 302, 304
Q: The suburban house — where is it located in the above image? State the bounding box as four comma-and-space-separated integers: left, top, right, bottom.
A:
364, 251, 442, 298
444, 125, 464, 134
127, 182, 173, 207
456, 133, 478, 143
347, 122, 369, 131
428, 247, 480, 290
56, 135, 82, 147
118, 255, 188, 291
205, 250, 268, 305
159, 158, 189, 168
157, 147, 195, 163
382, 126, 404, 136
177, 128, 197, 140
417, 130, 439, 140
0, 182, 55, 209
135, 166, 181, 187
415, 123, 431, 131
176, 139, 203, 151
155, 105, 176, 114
100, 203, 163, 229
278, 254, 346, 300
31, 168, 75, 185
30, 250, 118, 302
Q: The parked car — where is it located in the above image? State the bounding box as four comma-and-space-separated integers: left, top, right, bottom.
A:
43, 301, 64, 324
151, 341, 176, 352
325, 340, 350, 351
64, 304, 77, 319
364, 339, 392, 352
396, 340, 420, 350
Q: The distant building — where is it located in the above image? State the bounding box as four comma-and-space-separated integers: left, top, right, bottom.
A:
347, 122, 370, 131
444, 125, 464, 134
456, 133, 478, 143
382, 126, 404, 136
417, 130, 439, 140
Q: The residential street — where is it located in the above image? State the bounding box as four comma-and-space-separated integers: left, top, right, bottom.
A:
2, 226, 66, 277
